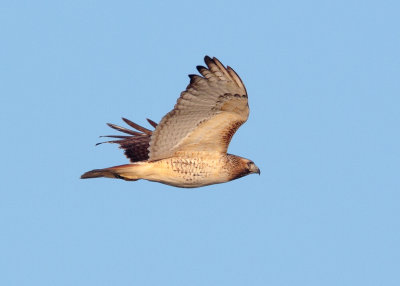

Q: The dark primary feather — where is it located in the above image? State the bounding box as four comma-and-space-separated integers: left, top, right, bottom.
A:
106, 123, 142, 136
97, 118, 157, 162
146, 118, 158, 128
122, 117, 152, 135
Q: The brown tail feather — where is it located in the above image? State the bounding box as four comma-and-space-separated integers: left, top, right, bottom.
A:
80, 164, 140, 181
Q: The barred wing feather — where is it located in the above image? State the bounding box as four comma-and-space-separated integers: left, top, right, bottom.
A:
148, 56, 249, 161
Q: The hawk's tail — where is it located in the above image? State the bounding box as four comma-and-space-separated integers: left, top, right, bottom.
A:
80, 164, 140, 181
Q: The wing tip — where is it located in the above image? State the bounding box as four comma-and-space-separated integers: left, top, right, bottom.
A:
204, 55, 222, 67
146, 118, 158, 128
204, 55, 212, 62
196, 65, 207, 73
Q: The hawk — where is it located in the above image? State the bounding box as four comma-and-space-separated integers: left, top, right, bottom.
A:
81, 56, 260, 188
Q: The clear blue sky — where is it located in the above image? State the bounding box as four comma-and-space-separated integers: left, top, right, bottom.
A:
1, 0, 399, 285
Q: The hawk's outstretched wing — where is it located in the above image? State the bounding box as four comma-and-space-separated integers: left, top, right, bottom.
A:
148, 56, 248, 161
97, 118, 157, 162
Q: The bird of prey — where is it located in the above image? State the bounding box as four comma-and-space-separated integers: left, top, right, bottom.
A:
81, 56, 260, 188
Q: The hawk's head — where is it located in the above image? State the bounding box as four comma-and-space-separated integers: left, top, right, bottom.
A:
228, 155, 260, 180
246, 160, 261, 175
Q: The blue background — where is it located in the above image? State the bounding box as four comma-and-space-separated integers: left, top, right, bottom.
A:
1, 0, 399, 285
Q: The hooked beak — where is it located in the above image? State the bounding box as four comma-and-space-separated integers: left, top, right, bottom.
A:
250, 164, 261, 175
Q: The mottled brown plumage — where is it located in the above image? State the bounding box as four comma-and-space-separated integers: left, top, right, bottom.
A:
81, 56, 260, 188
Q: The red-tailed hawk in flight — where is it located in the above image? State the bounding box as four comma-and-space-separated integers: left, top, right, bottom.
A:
81, 56, 260, 188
